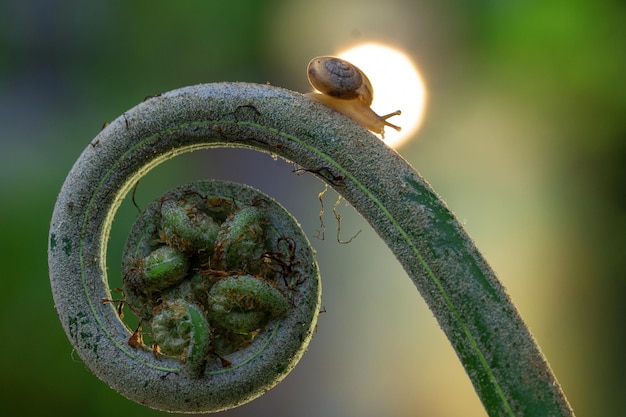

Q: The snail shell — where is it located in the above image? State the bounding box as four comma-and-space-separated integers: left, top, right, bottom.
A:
307, 56, 374, 104
306, 56, 400, 138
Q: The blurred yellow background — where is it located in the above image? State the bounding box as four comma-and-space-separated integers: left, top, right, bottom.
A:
1, 1, 624, 416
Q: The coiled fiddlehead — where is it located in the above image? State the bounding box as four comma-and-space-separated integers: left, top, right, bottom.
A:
48, 82, 574, 415
120, 180, 315, 382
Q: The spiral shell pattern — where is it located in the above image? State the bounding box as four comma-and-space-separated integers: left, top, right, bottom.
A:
307, 56, 367, 100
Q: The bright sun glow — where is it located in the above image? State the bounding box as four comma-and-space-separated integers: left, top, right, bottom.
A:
338, 43, 427, 148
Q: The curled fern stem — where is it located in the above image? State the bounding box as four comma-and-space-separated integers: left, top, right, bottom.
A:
48, 82, 574, 415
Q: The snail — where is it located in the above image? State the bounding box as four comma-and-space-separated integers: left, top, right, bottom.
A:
306, 56, 401, 138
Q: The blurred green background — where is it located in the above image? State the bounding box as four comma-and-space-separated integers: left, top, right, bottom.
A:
1, 1, 624, 416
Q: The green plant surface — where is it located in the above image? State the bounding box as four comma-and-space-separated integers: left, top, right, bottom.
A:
49, 83, 573, 416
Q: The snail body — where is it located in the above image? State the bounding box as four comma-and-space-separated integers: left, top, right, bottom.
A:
306, 56, 401, 137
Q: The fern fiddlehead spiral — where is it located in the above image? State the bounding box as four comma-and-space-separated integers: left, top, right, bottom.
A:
48, 81, 573, 415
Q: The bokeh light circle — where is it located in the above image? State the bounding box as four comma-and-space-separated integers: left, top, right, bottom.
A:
338, 43, 427, 148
